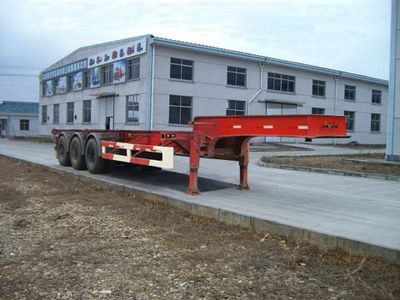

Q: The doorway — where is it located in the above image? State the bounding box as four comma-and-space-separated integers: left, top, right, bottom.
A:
98, 96, 115, 130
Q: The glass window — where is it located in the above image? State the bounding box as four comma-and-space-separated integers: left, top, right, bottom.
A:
83, 100, 91, 123
53, 103, 59, 124
312, 80, 326, 97
267, 72, 295, 92
344, 85, 356, 101
170, 58, 193, 80
371, 113, 381, 132
83, 70, 91, 89
127, 57, 140, 80
102, 64, 113, 85
311, 107, 325, 115
67, 75, 73, 92
67, 102, 74, 124
169, 95, 192, 125
372, 89, 381, 104
41, 105, 47, 124
227, 66, 246, 87
126, 95, 139, 123
226, 100, 246, 115
344, 111, 355, 131
20, 119, 29, 131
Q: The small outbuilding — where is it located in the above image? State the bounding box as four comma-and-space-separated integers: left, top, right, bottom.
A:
0, 101, 39, 137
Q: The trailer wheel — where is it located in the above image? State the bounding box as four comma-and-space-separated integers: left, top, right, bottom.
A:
57, 135, 71, 166
85, 138, 107, 174
69, 137, 86, 170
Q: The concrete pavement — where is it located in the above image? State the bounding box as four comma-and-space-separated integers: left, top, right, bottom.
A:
0, 138, 399, 263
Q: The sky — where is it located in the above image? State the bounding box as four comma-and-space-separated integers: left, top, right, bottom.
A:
0, 0, 391, 102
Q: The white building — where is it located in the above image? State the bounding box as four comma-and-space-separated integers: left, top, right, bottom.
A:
0, 101, 39, 137
387, 0, 400, 160
39, 34, 388, 144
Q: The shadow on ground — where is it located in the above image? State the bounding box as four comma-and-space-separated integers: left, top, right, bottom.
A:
106, 163, 236, 193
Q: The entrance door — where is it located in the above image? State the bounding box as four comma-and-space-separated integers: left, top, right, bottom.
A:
98, 96, 115, 130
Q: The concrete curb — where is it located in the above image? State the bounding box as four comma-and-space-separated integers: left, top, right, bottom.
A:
256, 160, 400, 182
2, 154, 399, 265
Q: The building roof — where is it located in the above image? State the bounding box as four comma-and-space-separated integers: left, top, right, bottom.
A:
0, 101, 39, 115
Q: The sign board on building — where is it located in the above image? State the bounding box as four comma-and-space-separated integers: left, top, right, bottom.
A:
73, 72, 83, 91
88, 37, 147, 68
56, 76, 67, 94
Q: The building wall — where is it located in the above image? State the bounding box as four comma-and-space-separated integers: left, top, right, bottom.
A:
39, 53, 148, 134
39, 39, 388, 145
152, 45, 387, 144
387, 0, 400, 160
1, 115, 38, 137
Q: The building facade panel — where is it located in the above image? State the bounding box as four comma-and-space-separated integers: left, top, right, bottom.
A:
39, 35, 388, 144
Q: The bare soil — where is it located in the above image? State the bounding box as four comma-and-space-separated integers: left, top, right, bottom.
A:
0, 156, 399, 299
261, 154, 400, 177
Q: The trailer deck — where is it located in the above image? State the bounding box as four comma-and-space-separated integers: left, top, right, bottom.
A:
52, 114, 347, 194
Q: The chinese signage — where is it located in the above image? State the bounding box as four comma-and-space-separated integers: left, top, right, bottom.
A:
88, 37, 146, 68
42, 59, 87, 80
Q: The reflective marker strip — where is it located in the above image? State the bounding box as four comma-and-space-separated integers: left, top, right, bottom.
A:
298, 125, 309, 130
233, 125, 242, 129
263, 125, 273, 129
101, 141, 174, 169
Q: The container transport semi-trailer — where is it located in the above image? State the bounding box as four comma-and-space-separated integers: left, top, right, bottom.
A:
52, 114, 348, 195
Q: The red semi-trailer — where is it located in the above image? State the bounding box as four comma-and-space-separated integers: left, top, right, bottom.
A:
52, 114, 347, 195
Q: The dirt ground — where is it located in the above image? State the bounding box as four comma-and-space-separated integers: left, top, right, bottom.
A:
0, 156, 399, 299
261, 154, 400, 177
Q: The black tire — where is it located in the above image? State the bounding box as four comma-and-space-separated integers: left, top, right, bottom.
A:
85, 138, 107, 174
57, 135, 71, 166
69, 136, 86, 170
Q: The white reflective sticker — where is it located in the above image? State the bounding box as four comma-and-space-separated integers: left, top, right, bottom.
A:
298, 125, 309, 130
233, 125, 242, 129
263, 125, 273, 129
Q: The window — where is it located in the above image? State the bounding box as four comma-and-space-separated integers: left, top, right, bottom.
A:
226, 100, 246, 115
126, 95, 139, 123
344, 111, 355, 131
41, 105, 47, 124
227, 66, 246, 87
312, 80, 326, 97
170, 58, 193, 80
67, 75, 73, 92
372, 89, 381, 104
83, 100, 91, 123
127, 57, 140, 80
20, 119, 29, 131
169, 95, 192, 125
371, 113, 381, 132
67, 102, 74, 123
83, 70, 91, 89
53, 103, 60, 124
41, 82, 46, 96
312, 107, 325, 115
344, 85, 356, 101
267, 72, 295, 93
102, 64, 113, 85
